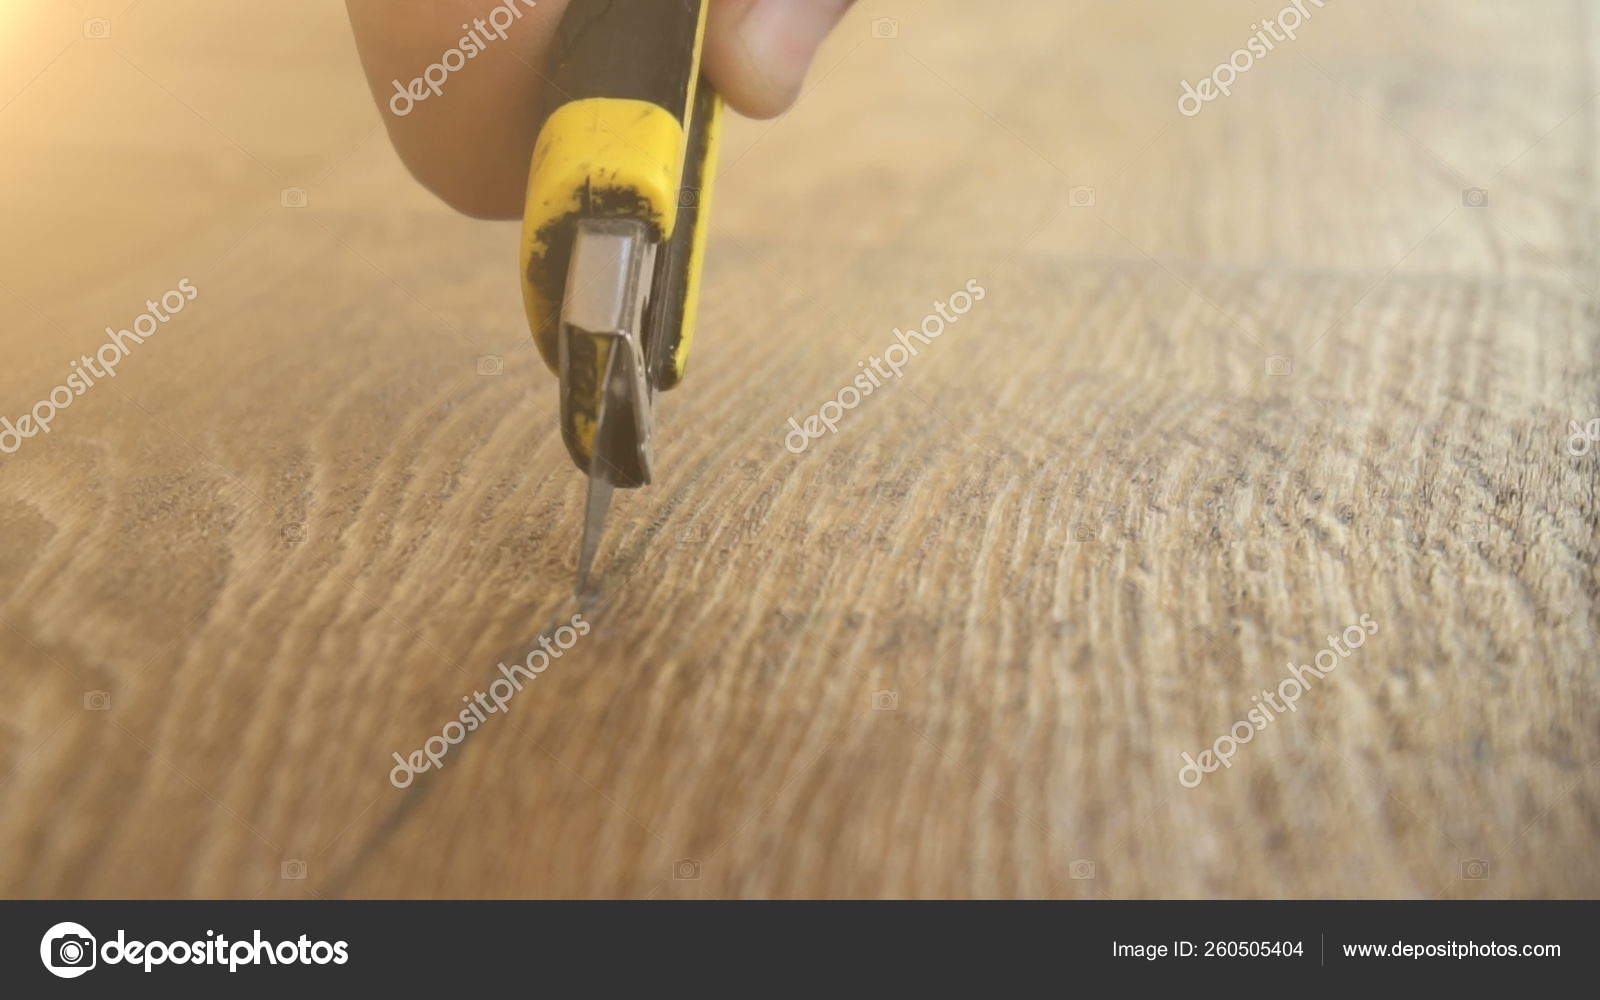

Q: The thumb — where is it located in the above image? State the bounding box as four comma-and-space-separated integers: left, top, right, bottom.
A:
705, 0, 856, 119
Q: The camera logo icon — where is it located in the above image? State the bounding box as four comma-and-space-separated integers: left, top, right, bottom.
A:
1069, 185, 1096, 208
83, 690, 111, 711
281, 187, 308, 209
84, 18, 112, 39
871, 17, 899, 38
476, 355, 504, 376
679, 186, 699, 209
674, 859, 702, 880
1265, 354, 1293, 377
1460, 858, 1490, 880
872, 689, 899, 711
1461, 187, 1488, 208
1069, 859, 1097, 880
40, 922, 97, 978
281, 859, 308, 880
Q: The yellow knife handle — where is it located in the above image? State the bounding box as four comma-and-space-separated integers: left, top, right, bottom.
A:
519, 0, 722, 390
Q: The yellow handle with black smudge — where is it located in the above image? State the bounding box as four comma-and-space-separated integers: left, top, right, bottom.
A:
520, 0, 722, 396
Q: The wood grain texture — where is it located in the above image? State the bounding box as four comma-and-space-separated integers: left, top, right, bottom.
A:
1, 0, 1597, 899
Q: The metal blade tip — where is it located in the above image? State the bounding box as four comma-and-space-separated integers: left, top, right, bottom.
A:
576, 471, 614, 597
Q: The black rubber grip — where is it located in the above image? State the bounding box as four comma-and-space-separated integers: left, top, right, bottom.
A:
546, 0, 706, 123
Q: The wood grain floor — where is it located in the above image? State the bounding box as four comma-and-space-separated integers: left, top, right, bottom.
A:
1, 0, 1597, 898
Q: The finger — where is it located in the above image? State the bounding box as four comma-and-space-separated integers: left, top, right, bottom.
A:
345, 0, 852, 220
704, 0, 856, 118
346, 0, 565, 220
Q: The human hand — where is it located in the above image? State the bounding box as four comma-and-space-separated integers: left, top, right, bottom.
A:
346, 0, 855, 219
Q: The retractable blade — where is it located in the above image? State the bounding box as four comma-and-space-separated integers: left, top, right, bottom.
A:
561, 217, 655, 594
576, 347, 623, 595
